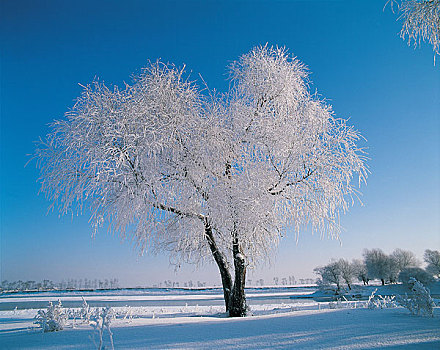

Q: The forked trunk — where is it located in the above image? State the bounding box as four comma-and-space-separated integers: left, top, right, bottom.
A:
228, 236, 247, 317
204, 221, 233, 311
228, 252, 247, 317
204, 220, 247, 317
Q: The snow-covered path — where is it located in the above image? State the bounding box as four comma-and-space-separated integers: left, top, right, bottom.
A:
1, 308, 439, 349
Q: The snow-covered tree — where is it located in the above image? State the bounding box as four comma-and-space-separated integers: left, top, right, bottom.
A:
34, 45, 367, 317
352, 259, 369, 285
337, 259, 357, 290
314, 261, 343, 293
424, 249, 440, 278
364, 249, 394, 285
386, 0, 440, 63
388, 248, 420, 282
391, 248, 420, 271
315, 259, 358, 291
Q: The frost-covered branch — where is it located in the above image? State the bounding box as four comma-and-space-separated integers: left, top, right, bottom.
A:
387, 0, 440, 63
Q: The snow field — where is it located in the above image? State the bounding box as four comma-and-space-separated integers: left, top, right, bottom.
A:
1, 286, 439, 349
0, 306, 439, 349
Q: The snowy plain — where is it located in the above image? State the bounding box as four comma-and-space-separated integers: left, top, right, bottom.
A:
0, 286, 439, 349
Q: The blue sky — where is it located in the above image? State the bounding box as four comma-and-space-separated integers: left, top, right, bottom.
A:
1, 0, 439, 287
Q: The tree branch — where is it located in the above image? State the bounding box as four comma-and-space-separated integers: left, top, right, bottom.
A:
268, 168, 316, 196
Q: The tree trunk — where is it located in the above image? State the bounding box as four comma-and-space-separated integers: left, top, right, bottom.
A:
228, 237, 247, 317
204, 221, 233, 311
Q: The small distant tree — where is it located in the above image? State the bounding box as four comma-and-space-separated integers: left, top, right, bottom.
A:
391, 248, 420, 271
364, 249, 393, 285
387, 248, 419, 283
352, 259, 369, 285
314, 261, 342, 293
288, 276, 296, 285
337, 259, 357, 290
34, 45, 367, 317
424, 249, 440, 278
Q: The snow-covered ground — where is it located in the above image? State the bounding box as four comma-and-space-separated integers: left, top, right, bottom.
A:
1, 286, 439, 349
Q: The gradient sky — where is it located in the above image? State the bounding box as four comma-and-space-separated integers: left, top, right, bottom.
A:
1, 0, 439, 287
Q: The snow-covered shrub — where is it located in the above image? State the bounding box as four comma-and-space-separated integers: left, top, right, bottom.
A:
398, 278, 436, 317
328, 296, 356, 309
63, 297, 92, 328
80, 297, 92, 322
121, 306, 134, 322
367, 289, 397, 309
328, 299, 344, 309
34, 300, 67, 332
89, 307, 115, 350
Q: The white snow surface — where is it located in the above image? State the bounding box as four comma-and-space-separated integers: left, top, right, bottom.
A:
0, 290, 313, 303
0, 287, 439, 349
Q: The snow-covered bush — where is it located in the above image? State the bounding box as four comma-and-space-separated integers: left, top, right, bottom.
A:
367, 289, 397, 309
80, 297, 92, 322
34, 300, 67, 332
328, 299, 345, 309
398, 278, 436, 317
89, 307, 115, 350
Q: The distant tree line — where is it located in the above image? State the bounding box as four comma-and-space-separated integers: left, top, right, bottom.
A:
244, 276, 314, 287
314, 249, 439, 293
0, 278, 119, 292
155, 280, 208, 288
154, 276, 315, 288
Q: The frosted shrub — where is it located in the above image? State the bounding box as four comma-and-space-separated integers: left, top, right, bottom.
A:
121, 306, 134, 322
367, 289, 397, 309
89, 307, 115, 350
80, 297, 92, 322
34, 300, 67, 332
328, 299, 344, 309
398, 278, 436, 317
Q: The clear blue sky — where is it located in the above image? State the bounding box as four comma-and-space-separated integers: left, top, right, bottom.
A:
1, 0, 439, 287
